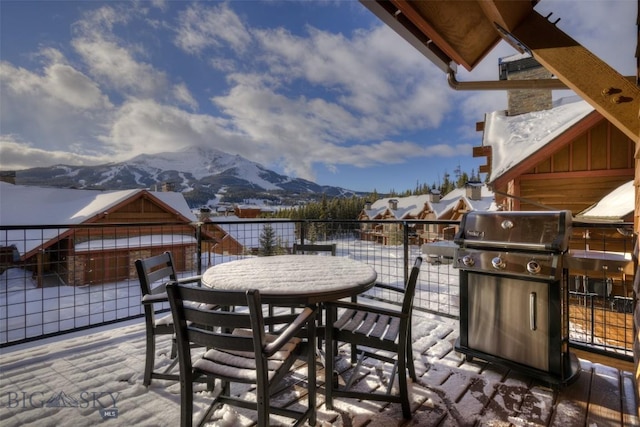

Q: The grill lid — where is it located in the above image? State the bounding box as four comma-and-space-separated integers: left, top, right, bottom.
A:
454, 210, 572, 253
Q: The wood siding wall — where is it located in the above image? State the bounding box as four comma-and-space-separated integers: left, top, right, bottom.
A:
518, 175, 633, 212
509, 120, 634, 213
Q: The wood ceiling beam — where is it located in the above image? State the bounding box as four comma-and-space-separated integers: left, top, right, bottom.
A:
476, 0, 535, 33
390, 0, 500, 71
510, 11, 639, 143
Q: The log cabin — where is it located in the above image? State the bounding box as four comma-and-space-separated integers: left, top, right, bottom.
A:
0, 182, 205, 286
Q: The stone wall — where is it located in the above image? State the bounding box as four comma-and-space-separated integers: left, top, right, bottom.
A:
507, 67, 553, 116
499, 55, 553, 116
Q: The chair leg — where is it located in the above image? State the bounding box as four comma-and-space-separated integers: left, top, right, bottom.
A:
406, 332, 417, 381
307, 316, 317, 426
181, 374, 194, 427
144, 330, 155, 386
397, 354, 411, 419
407, 352, 417, 381
170, 336, 177, 359
345, 351, 366, 390
324, 309, 335, 411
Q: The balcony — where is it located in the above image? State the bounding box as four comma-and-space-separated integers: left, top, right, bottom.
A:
1, 219, 637, 424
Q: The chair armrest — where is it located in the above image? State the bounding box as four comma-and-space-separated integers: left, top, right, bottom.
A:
325, 300, 405, 319
141, 292, 169, 304
371, 283, 405, 294
264, 306, 316, 356
176, 275, 202, 285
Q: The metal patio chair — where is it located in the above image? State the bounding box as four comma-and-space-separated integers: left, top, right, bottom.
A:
134, 251, 202, 386
167, 282, 317, 427
324, 256, 423, 419
292, 243, 337, 256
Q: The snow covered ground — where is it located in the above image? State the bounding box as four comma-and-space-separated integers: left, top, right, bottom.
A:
1, 303, 635, 426
0, 239, 460, 345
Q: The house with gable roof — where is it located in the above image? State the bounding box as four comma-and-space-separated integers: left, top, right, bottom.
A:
474, 55, 634, 300
433, 183, 496, 238
358, 193, 440, 245
358, 183, 495, 245
0, 182, 209, 287
475, 56, 634, 214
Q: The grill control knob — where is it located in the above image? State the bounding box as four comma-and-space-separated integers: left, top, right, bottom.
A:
527, 260, 541, 274
491, 256, 505, 270
462, 255, 475, 267
501, 220, 514, 230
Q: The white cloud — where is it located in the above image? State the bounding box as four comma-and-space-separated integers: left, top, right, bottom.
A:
71, 4, 170, 98
0, 138, 108, 170
253, 24, 451, 132
536, 0, 635, 74
172, 82, 198, 111
1, 0, 634, 188
174, 3, 251, 55
72, 37, 169, 97
0, 57, 113, 154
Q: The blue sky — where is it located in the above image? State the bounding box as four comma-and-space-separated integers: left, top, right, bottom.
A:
0, 1, 635, 193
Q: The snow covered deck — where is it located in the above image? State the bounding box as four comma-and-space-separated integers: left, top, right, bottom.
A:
2, 312, 638, 427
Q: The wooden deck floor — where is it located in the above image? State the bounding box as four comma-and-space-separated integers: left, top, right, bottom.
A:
569, 302, 635, 350
326, 316, 639, 427
1, 315, 638, 426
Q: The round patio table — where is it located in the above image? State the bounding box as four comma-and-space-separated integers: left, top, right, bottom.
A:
201, 255, 377, 304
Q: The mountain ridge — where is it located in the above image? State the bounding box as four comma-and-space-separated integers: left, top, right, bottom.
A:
12, 146, 363, 207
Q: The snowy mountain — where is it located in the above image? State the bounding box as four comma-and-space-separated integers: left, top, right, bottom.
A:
14, 146, 361, 207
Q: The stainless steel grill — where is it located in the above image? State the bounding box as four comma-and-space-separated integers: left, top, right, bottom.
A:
452, 210, 580, 385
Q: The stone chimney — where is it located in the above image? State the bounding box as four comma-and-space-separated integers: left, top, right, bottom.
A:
465, 182, 482, 201
388, 199, 398, 210
161, 182, 175, 192
499, 55, 552, 116
428, 189, 441, 203
364, 201, 372, 210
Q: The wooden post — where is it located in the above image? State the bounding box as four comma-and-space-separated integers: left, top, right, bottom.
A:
511, 11, 639, 143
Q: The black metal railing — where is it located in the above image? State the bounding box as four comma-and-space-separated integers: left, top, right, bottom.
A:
1, 219, 635, 361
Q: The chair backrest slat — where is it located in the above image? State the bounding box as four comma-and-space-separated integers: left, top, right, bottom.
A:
145, 266, 175, 286
292, 243, 336, 256
183, 306, 253, 330
186, 327, 256, 352
168, 285, 267, 359
135, 252, 177, 295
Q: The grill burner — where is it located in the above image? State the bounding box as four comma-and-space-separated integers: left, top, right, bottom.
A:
451, 210, 580, 386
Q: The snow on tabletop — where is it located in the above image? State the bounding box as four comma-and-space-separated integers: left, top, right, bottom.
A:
202, 255, 377, 293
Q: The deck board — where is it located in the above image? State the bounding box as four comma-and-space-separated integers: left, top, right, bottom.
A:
1, 316, 637, 426
622, 371, 640, 426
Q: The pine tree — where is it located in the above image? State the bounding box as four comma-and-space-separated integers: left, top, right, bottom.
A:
258, 224, 278, 256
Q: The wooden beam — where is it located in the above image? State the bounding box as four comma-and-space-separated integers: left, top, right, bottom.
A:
477, 0, 534, 33
472, 145, 491, 157
510, 11, 639, 143
391, 0, 500, 71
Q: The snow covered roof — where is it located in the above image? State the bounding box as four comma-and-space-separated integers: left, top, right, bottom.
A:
363, 186, 495, 220
0, 182, 195, 225
577, 180, 634, 220
482, 96, 595, 182
434, 185, 496, 216
0, 182, 196, 256
365, 194, 434, 219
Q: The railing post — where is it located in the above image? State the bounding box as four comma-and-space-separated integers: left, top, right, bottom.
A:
196, 222, 202, 275
300, 221, 307, 245
403, 222, 409, 286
